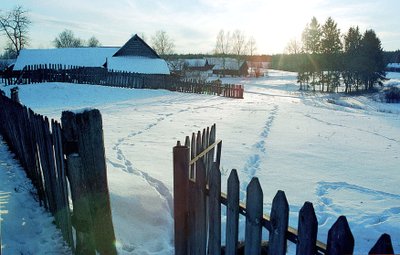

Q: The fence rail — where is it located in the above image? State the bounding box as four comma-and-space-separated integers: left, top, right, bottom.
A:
0, 91, 116, 254
173, 124, 397, 255
13, 64, 244, 99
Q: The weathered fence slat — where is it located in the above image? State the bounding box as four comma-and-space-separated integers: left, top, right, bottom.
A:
225, 169, 240, 255
369, 233, 394, 254
208, 163, 221, 255
244, 177, 263, 255
173, 144, 190, 255
296, 201, 318, 255
268, 190, 289, 255
326, 216, 354, 255
193, 159, 207, 255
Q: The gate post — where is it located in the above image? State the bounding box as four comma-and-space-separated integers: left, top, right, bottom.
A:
173, 142, 190, 255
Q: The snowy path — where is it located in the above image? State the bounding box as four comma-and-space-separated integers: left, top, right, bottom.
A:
1, 71, 399, 254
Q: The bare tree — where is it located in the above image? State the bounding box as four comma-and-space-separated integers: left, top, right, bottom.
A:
53, 29, 83, 48
214, 29, 231, 55
285, 38, 302, 54
151, 30, 175, 56
87, 36, 101, 47
0, 5, 31, 56
231, 30, 247, 56
246, 36, 257, 56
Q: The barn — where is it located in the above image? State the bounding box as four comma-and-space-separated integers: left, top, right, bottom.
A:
13, 34, 169, 75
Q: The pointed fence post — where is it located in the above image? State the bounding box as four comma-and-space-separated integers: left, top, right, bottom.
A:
173, 142, 190, 255
326, 216, 354, 255
268, 190, 289, 255
244, 177, 263, 255
296, 202, 318, 255
225, 169, 240, 255
208, 163, 221, 255
369, 233, 394, 254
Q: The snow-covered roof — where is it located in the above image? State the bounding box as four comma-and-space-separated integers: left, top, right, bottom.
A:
107, 56, 170, 75
13, 47, 119, 71
387, 63, 400, 68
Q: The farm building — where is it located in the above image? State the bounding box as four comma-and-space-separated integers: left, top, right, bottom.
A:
12, 34, 169, 75
207, 57, 248, 77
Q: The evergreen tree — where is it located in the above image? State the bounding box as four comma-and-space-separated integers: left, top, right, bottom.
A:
359, 29, 386, 90
320, 17, 342, 92
302, 17, 321, 54
343, 26, 362, 92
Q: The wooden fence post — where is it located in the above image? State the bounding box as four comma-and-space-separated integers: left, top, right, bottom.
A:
268, 190, 289, 255
67, 154, 96, 255
369, 233, 394, 254
296, 202, 317, 255
244, 177, 263, 255
326, 216, 354, 255
208, 163, 221, 255
225, 169, 240, 255
61, 109, 117, 255
173, 142, 190, 255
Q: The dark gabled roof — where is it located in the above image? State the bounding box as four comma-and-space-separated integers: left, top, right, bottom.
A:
113, 34, 160, 59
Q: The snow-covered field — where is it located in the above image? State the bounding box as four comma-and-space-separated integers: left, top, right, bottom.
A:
1, 71, 399, 254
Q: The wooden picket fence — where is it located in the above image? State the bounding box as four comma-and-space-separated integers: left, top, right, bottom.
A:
0, 92, 116, 254
13, 64, 244, 99
173, 124, 397, 255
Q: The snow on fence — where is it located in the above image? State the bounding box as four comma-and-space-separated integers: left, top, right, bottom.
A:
173, 124, 397, 255
13, 64, 244, 99
0, 91, 117, 254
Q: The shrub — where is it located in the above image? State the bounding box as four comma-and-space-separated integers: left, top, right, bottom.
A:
384, 86, 400, 103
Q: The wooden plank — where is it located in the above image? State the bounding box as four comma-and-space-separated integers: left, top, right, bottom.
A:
189, 140, 222, 166
326, 216, 354, 255
173, 145, 190, 255
193, 160, 207, 255
296, 202, 317, 255
190, 132, 196, 179
369, 233, 394, 254
268, 190, 289, 255
244, 177, 263, 255
225, 169, 239, 255
208, 163, 221, 255
52, 121, 74, 248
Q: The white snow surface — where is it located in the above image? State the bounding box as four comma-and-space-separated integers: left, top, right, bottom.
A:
387, 63, 400, 68
107, 56, 170, 75
13, 47, 119, 70
1, 71, 400, 254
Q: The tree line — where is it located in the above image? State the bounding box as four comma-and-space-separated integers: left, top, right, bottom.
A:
271, 17, 386, 93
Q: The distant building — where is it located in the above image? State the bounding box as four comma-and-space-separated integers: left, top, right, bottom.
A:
13, 34, 169, 75
169, 58, 214, 81
207, 57, 248, 77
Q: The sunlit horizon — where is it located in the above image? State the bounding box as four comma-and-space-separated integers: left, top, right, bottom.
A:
0, 0, 399, 55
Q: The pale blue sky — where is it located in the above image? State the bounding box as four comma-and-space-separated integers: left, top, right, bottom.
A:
1, 0, 399, 54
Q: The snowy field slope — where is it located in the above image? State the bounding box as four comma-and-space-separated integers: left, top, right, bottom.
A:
1, 70, 399, 254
